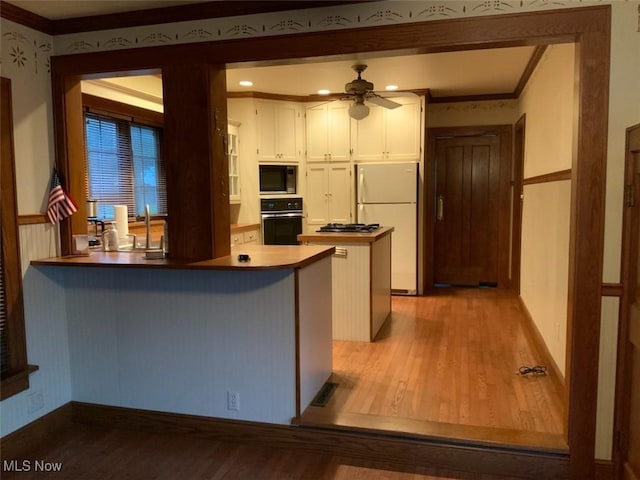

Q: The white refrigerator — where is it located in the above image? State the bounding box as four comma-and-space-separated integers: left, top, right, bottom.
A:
357, 162, 417, 294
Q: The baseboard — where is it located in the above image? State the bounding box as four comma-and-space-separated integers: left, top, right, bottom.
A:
71, 401, 569, 479
0, 403, 73, 460
517, 296, 567, 398
595, 460, 615, 480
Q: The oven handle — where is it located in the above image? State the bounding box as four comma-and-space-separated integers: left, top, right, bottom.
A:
260, 212, 304, 220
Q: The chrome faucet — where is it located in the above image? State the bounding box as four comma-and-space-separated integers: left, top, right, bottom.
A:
143, 204, 165, 259
145, 204, 151, 250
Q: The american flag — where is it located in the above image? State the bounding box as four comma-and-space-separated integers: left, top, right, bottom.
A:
46, 168, 77, 224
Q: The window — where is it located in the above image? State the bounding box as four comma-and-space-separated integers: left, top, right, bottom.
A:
84, 111, 166, 219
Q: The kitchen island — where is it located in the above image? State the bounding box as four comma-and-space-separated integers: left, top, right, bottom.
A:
31, 245, 334, 425
298, 226, 393, 342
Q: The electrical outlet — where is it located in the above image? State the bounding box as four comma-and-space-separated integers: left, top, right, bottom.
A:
27, 391, 44, 414
227, 391, 240, 411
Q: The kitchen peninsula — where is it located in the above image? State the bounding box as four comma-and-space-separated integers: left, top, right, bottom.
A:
31, 245, 334, 425
298, 226, 393, 342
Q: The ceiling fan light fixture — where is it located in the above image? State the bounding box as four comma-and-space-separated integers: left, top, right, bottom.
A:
385, 84, 399, 91
317, 89, 331, 95
349, 102, 369, 120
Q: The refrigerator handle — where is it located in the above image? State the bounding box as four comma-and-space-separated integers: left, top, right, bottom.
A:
358, 204, 364, 222
437, 195, 444, 221
358, 171, 364, 204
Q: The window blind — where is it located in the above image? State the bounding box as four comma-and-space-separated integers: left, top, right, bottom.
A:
131, 124, 167, 217
85, 113, 166, 219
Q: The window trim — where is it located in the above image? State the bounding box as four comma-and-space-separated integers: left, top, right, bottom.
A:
82, 94, 166, 219
82, 93, 163, 128
1, 76, 34, 400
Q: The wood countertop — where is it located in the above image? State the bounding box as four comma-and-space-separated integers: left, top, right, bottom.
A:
31, 245, 334, 271
230, 223, 260, 233
297, 226, 394, 244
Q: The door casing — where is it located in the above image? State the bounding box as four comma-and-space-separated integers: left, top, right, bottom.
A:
614, 123, 640, 479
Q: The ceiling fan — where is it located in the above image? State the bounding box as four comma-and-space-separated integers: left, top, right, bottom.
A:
343, 64, 403, 120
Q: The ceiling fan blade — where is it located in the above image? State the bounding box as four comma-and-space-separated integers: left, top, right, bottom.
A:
373, 90, 418, 98
366, 94, 402, 109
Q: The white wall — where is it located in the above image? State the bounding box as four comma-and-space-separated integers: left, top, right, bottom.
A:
518, 43, 575, 377
1, 19, 55, 215
0, 20, 73, 437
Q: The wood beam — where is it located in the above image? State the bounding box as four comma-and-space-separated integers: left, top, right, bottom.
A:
161, 63, 230, 261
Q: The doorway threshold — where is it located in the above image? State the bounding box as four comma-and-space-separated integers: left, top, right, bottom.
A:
294, 406, 568, 455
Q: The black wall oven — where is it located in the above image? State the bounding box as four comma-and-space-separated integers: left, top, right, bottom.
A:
261, 198, 303, 245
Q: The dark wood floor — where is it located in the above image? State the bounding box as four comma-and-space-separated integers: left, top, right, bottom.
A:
2, 423, 523, 480
300, 289, 567, 451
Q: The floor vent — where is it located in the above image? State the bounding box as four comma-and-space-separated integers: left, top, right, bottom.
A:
310, 382, 338, 407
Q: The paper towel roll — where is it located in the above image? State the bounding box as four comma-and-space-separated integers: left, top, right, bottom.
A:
114, 205, 129, 240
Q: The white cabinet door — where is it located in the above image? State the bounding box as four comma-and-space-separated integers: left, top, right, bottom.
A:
328, 163, 351, 223
385, 97, 422, 161
351, 96, 422, 162
276, 102, 299, 162
327, 102, 351, 162
256, 101, 278, 162
306, 102, 351, 163
306, 105, 329, 162
306, 164, 330, 225
256, 100, 301, 163
351, 104, 384, 162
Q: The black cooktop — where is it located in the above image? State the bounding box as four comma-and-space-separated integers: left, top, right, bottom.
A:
317, 223, 380, 233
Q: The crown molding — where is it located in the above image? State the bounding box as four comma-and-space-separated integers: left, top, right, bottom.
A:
0, 1, 53, 34
0, 1, 370, 35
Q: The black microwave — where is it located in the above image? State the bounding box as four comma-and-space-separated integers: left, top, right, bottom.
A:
259, 165, 297, 194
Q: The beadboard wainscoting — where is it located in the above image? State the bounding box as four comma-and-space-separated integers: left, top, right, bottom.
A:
60, 266, 298, 423
1, 223, 71, 437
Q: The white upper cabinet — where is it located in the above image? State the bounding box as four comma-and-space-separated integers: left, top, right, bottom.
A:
305, 163, 352, 225
227, 121, 240, 204
351, 96, 423, 162
306, 102, 351, 162
256, 100, 303, 163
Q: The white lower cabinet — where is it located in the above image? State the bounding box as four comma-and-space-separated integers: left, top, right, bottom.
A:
231, 225, 261, 246
305, 163, 352, 225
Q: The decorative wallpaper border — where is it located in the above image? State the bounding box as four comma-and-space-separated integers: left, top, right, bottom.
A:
50, 0, 635, 55
1, 0, 637, 79
1, 25, 51, 76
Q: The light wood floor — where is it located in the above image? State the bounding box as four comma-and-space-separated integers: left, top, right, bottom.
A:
300, 289, 567, 450
2, 423, 523, 480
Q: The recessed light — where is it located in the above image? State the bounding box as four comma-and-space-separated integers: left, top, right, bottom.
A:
317, 89, 331, 95
239, 80, 253, 87
385, 84, 399, 91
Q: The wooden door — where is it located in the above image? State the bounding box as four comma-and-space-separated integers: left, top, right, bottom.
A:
619, 123, 640, 480
433, 132, 503, 286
